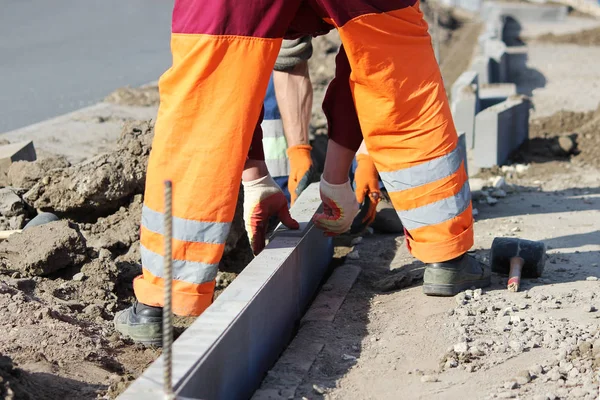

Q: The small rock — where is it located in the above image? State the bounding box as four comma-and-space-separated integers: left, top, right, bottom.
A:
492, 176, 506, 189
557, 136, 575, 154
98, 248, 112, 260
341, 354, 357, 361
515, 164, 529, 173
0, 188, 25, 217
445, 358, 458, 369
586, 276, 598, 281
486, 196, 498, 205
469, 178, 487, 192
350, 237, 363, 246
509, 341, 523, 352
347, 250, 360, 260
529, 364, 543, 376
510, 315, 522, 324
72, 272, 85, 281
491, 189, 507, 198
511, 227, 520, 233
421, 375, 439, 383
465, 289, 474, 299
455, 292, 467, 305
515, 376, 529, 385
83, 304, 102, 318
570, 388, 587, 398
454, 342, 469, 354
549, 370, 562, 381
472, 208, 479, 217
312, 384, 326, 395
517, 370, 531, 383
474, 288, 483, 299
504, 381, 518, 390
584, 304, 596, 312
498, 392, 516, 399
464, 364, 475, 373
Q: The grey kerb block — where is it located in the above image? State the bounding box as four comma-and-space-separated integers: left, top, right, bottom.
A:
451, 71, 480, 150
474, 96, 530, 168
481, 1, 568, 23
484, 39, 508, 84
118, 183, 333, 400
0, 141, 36, 175
479, 83, 517, 110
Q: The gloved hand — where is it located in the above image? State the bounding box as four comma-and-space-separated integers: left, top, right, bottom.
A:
243, 174, 299, 255
354, 154, 381, 227
312, 177, 360, 236
287, 144, 316, 205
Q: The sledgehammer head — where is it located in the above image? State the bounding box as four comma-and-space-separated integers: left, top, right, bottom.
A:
490, 237, 547, 278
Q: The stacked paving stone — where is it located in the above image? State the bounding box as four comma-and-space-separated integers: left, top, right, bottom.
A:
448, 1, 569, 169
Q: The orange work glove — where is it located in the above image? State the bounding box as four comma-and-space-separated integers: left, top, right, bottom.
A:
287, 144, 315, 205
243, 175, 299, 255
354, 154, 381, 226
312, 177, 360, 236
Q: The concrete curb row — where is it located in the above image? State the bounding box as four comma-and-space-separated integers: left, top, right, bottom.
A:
119, 183, 334, 400
450, 1, 570, 170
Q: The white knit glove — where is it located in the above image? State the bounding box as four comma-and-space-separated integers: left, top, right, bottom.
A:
242, 175, 299, 255
312, 176, 360, 236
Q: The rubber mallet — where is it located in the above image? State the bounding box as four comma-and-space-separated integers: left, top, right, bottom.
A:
490, 237, 547, 292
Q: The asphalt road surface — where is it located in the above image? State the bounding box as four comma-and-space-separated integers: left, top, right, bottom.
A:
0, 0, 174, 133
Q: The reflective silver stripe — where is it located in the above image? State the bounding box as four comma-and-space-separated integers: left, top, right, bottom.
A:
261, 119, 285, 138
398, 181, 471, 231
142, 206, 230, 244
379, 145, 463, 192
141, 245, 218, 284
262, 118, 290, 177
265, 157, 290, 178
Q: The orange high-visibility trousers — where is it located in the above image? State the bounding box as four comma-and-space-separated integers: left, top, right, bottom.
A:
134, 0, 473, 316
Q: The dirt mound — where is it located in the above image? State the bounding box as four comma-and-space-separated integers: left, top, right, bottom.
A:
513, 103, 600, 169
0, 119, 251, 398
104, 86, 160, 107
534, 26, 600, 46
23, 121, 153, 217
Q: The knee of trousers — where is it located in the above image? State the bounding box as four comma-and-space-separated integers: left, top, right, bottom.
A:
274, 36, 313, 71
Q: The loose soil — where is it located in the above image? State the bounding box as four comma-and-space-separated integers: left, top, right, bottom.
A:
0, 5, 471, 399
534, 26, 600, 46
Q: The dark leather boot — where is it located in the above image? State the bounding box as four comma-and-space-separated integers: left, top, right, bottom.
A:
423, 254, 491, 296
114, 301, 163, 346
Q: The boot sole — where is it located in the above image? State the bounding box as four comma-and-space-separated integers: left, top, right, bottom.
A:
422, 275, 491, 297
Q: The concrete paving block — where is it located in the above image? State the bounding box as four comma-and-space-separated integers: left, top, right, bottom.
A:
0, 141, 36, 175
451, 71, 480, 149
479, 83, 517, 110
470, 55, 492, 85
505, 46, 528, 82
474, 96, 530, 168
484, 39, 508, 83
482, 1, 568, 23
118, 183, 333, 400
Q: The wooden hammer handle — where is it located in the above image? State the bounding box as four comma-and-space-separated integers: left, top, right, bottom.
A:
507, 257, 524, 292
0, 230, 22, 240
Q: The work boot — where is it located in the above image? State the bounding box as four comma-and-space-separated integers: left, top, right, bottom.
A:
423, 254, 491, 296
114, 301, 163, 346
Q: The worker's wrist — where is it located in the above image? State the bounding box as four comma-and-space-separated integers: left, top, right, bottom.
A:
323, 139, 354, 185
242, 159, 269, 182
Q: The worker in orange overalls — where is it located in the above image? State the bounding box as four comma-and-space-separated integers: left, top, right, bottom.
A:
115, 0, 490, 345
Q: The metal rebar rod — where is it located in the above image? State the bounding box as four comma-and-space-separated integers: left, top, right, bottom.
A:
163, 180, 174, 400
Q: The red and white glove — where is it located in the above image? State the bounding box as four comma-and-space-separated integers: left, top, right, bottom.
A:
312, 177, 360, 236
243, 175, 299, 255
